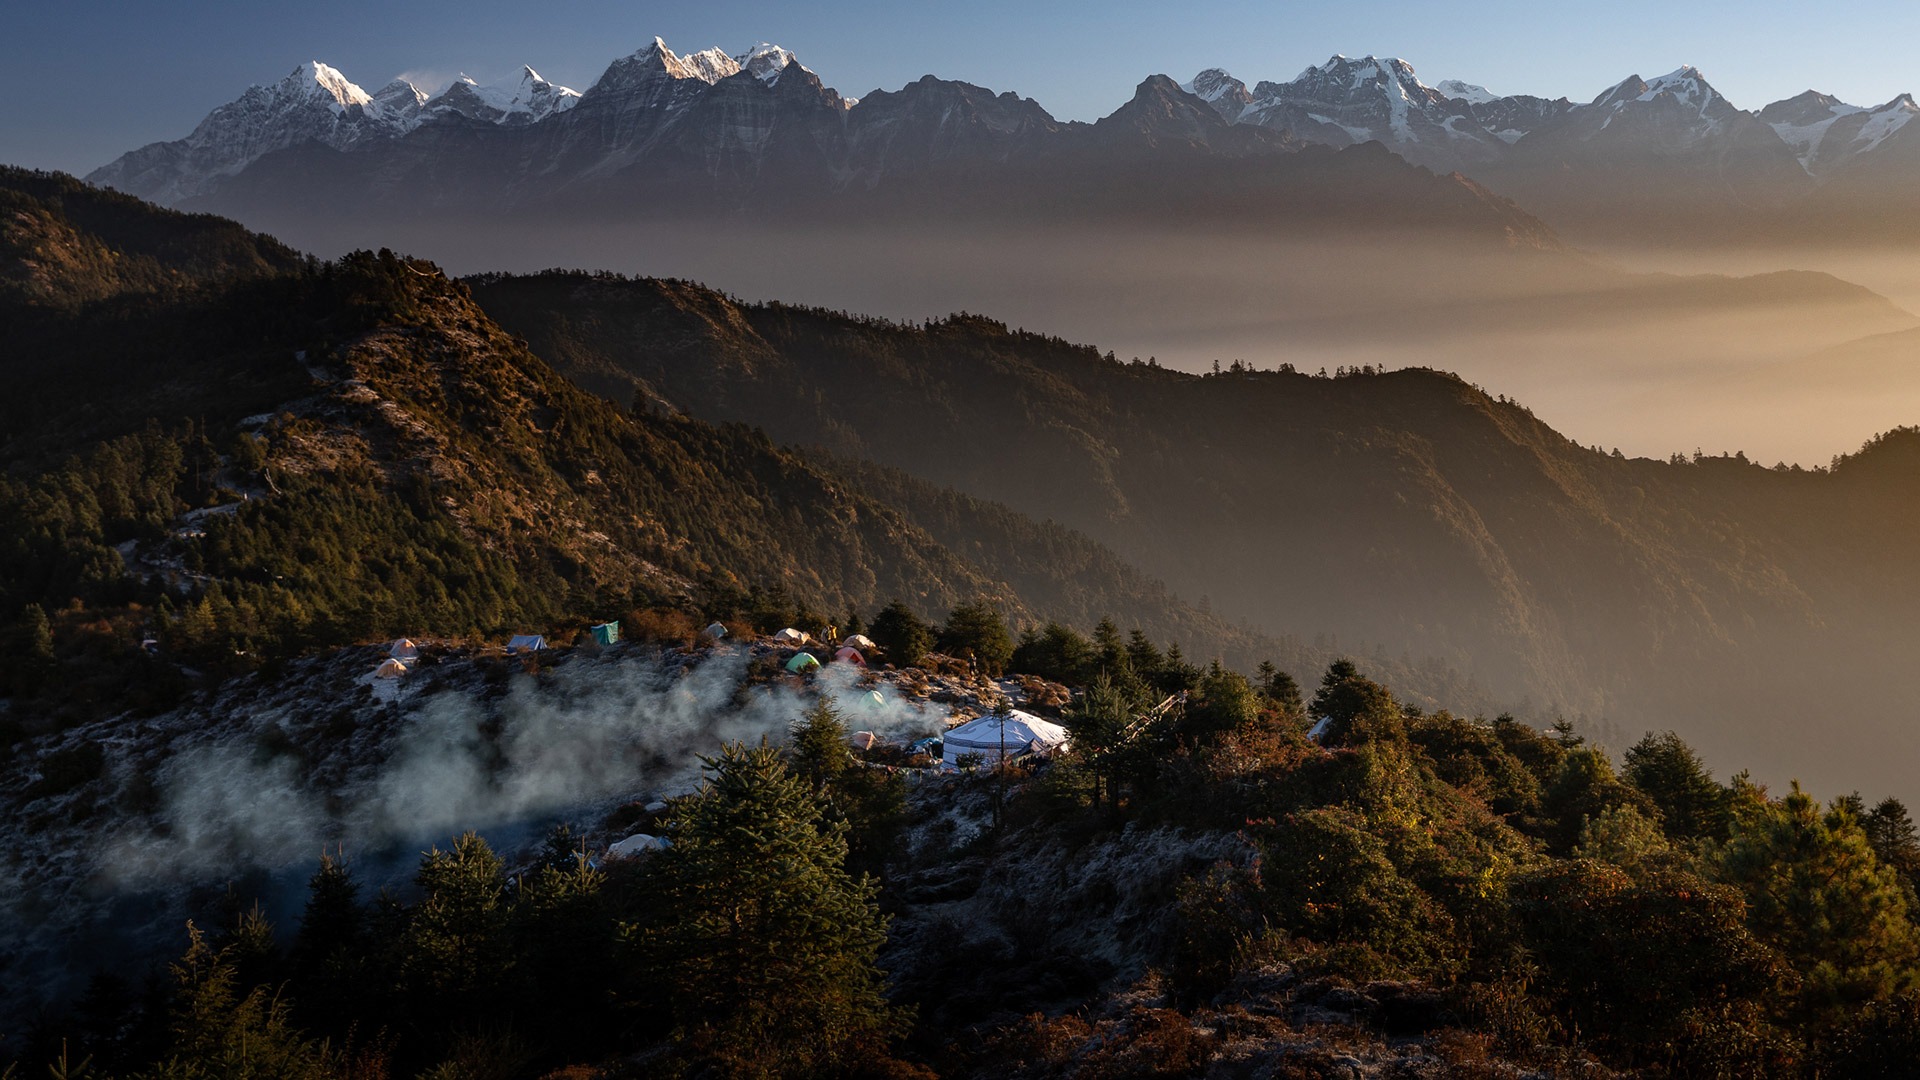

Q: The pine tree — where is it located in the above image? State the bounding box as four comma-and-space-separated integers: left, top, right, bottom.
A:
1623, 731, 1730, 842
641, 741, 903, 1076
403, 833, 510, 1012
868, 600, 932, 667
1712, 783, 1920, 1015
145, 922, 338, 1080
1866, 798, 1920, 894
936, 600, 1014, 675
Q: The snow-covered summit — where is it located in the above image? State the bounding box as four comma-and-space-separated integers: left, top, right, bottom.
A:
737, 42, 804, 85
1436, 79, 1498, 105
1761, 88, 1920, 174
293, 61, 375, 110
86, 60, 412, 202
372, 78, 429, 121
422, 67, 582, 125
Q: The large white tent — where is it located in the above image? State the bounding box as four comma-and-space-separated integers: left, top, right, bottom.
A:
941, 710, 1069, 768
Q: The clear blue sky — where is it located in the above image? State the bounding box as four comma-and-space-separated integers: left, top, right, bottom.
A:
7, 0, 1920, 175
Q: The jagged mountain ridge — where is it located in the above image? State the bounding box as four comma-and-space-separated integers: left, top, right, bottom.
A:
83, 38, 1920, 247
79, 38, 1556, 252
469, 269, 1920, 801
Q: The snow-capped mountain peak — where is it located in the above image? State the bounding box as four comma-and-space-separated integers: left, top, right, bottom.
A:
419, 68, 581, 126
371, 78, 428, 116
1183, 68, 1247, 103
679, 47, 742, 84
737, 42, 803, 85
1640, 66, 1715, 109
1436, 79, 1498, 105
1180, 68, 1254, 122
278, 61, 374, 111
594, 37, 740, 93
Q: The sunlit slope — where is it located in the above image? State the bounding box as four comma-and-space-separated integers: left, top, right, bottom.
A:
475, 270, 1920, 798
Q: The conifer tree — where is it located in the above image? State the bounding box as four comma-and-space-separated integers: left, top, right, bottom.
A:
641, 741, 903, 1076
1623, 731, 1730, 842
868, 600, 932, 667
1712, 783, 1920, 1015
937, 600, 1014, 675
143, 922, 337, 1080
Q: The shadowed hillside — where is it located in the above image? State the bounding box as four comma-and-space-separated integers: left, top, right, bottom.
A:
471, 270, 1920, 799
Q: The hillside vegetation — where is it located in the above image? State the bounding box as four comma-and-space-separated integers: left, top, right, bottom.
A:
0, 170, 1318, 732
470, 270, 1920, 799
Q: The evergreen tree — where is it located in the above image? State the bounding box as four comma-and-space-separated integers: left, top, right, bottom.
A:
1712, 783, 1920, 1015
867, 600, 933, 667
142, 922, 338, 1080
1091, 617, 1129, 678
1064, 672, 1138, 810
1182, 662, 1259, 740
288, 853, 365, 1038
1865, 798, 1920, 888
936, 600, 1014, 675
1623, 731, 1730, 842
1125, 629, 1164, 682
641, 741, 904, 1076
1008, 621, 1092, 686
789, 698, 907, 874
403, 833, 510, 1014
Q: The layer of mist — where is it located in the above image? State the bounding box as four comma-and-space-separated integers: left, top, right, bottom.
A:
109, 650, 940, 884
2, 648, 946, 1018
246, 210, 1920, 468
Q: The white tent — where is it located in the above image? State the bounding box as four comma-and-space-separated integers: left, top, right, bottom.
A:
506, 634, 547, 653
388, 638, 419, 661
704, 622, 729, 639
941, 710, 1069, 768
841, 634, 876, 651
773, 628, 810, 645
374, 658, 408, 679
847, 730, 878, 751
608, 833, 670, 858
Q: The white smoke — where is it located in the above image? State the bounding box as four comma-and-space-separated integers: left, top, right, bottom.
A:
98, 647, 950, 887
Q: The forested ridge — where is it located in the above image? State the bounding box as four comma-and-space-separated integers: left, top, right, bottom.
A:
0, 167, 1313, 733
469, 269, 1920, 802
10, 644, 1920, 1078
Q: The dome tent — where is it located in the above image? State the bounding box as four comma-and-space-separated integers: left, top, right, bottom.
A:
841, 634, 876, 651
507, 634, 546, 653
774, 628, 810, 645
785, 652, 822, 675
704, 622, 729, 639
388, 638, 419, 661
374, 658, 408, 679
834, 646, 867, 666
941, 710, 1068, 768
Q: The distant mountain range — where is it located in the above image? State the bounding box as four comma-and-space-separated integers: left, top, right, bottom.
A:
80, 39, 1920, 244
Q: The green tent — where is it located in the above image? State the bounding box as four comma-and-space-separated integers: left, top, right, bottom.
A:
785, 652, 821, 674
591, 621, 621, 646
